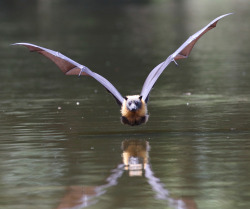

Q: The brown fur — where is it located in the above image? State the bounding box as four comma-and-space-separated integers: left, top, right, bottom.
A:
121, 95, 149, 126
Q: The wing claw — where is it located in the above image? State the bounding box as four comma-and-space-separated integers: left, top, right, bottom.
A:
173, 59, 178, 66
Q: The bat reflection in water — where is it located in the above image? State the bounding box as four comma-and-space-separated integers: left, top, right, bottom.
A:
13, 13, 232, 126
56, 139, 197, 209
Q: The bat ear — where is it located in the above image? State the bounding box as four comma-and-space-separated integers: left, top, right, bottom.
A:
124, 96, 128, 100
139, 96, 142, 100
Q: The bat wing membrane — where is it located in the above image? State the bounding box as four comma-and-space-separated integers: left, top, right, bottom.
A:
140, 13, 233, 102
13, 43, 124, 105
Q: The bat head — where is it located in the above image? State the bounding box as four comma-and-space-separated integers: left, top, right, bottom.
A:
124, 95, 143, 112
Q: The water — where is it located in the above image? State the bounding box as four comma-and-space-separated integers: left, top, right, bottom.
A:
1, 0, 250, 208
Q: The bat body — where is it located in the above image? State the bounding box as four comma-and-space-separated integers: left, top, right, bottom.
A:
121, 95, 148, 126
13, 13, 232, 126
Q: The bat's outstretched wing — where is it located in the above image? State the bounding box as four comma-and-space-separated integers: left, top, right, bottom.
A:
140, 13, 233, 102
13, 43, 124, 106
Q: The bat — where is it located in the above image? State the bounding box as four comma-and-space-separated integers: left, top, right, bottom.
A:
13, 13, 232, 126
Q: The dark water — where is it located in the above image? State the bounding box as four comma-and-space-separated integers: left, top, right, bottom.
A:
1, 1, 250, 209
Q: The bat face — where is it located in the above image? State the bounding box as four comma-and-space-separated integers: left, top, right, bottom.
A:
121, 95, 149, 126
125, 95, 142, 112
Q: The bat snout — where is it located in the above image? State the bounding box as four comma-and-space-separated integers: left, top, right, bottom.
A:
128, 103, 138, 112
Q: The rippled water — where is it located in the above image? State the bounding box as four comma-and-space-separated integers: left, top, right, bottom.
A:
1, 1, 250, 209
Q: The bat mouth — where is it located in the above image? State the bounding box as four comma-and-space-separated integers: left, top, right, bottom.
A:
129, 107, 138, 112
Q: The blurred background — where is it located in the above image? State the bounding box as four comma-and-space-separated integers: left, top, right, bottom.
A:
0, 0, 250, 209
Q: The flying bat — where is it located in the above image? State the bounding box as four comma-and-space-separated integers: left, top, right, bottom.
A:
13, 13, 232, 126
